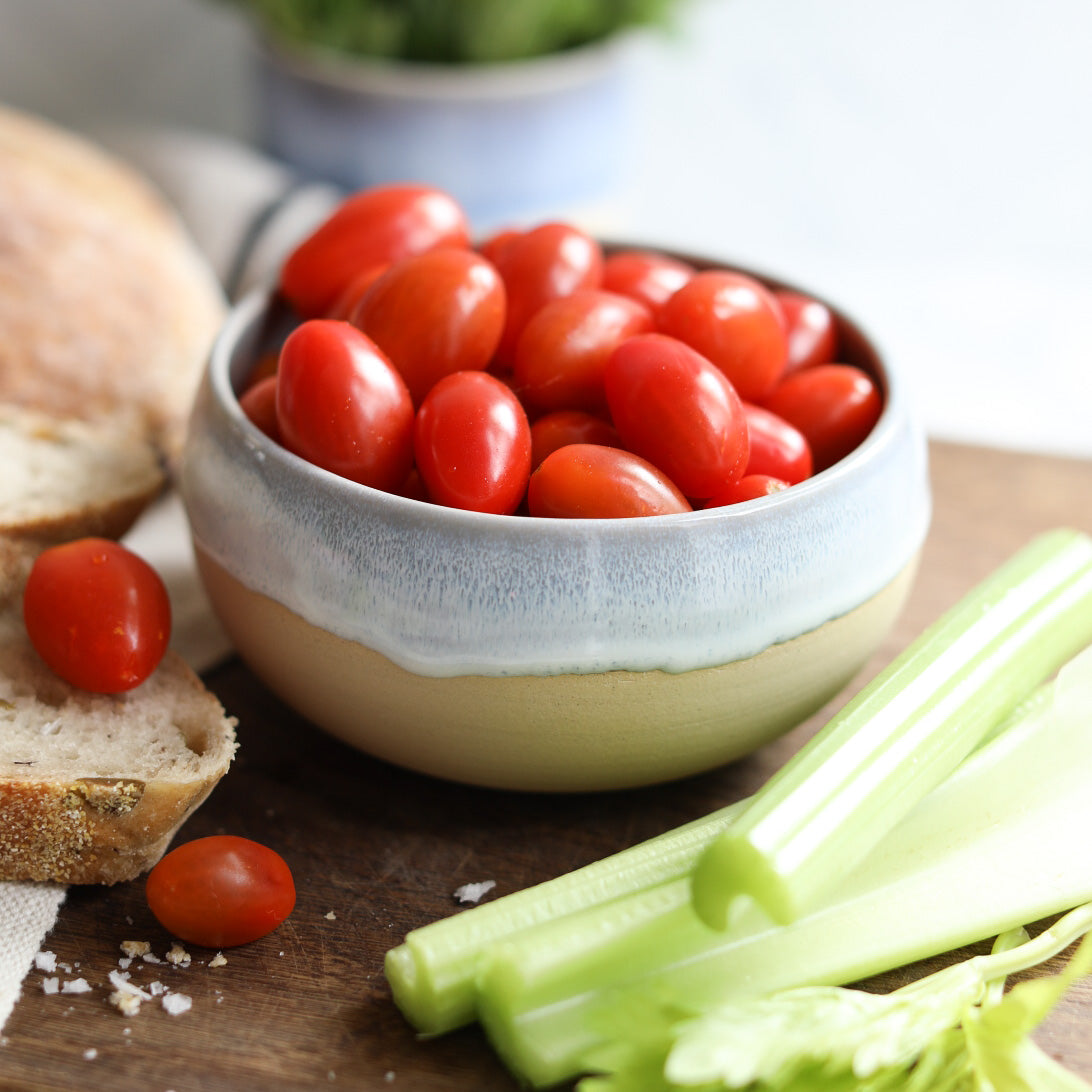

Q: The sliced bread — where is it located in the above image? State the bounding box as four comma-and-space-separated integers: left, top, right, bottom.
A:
0, 405, 166, 600
0, 609, 237, 885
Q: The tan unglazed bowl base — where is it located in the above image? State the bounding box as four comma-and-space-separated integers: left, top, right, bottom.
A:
196, 547, 919, 792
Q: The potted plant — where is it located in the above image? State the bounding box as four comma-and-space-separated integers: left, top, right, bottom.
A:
218, 0, 685, 230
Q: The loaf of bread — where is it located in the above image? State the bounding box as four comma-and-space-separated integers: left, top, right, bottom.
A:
0, 608, 237, 885
0, 103, 226, 467
0, 405, 165, 600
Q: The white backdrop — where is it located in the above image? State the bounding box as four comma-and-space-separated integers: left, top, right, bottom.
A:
1, 0, 1089, 456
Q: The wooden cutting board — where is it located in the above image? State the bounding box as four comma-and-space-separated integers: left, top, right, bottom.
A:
4, 440, 1091, 1091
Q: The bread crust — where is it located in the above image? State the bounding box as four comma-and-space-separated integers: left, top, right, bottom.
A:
0, 104, 226, 466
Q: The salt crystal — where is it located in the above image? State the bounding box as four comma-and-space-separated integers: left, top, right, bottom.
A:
41, 977, 59, 995
161, 993, 192, 1016
61, 978, 92, 994
83, 1048, 98, 1061
34, 951, 56, 973
453, 880, 496, 905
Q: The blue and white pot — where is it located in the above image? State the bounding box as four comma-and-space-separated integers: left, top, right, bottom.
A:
253, 35, 636, 233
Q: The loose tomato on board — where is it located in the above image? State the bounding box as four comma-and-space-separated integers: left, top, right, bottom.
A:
413, 371, 532, 515
490, 222, 604, 368
145, 836, 296, 949
23, 538, 171, 694
604, 333, 750, 500
743, 402, 813, 485
527, 444, 692, 519
350, 248, 506, 405
530, 409, 622, 470
601, 249, 695, 316
775, 289, 839, 374
513, 289, 653, 413
763, 363, 883, 472
275, 319, 415, 492
279, 185, 470, 318
658, 270, 788, 402
705, 473, 790, 508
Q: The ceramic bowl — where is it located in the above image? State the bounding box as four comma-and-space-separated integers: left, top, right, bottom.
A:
179, 258, 931, 792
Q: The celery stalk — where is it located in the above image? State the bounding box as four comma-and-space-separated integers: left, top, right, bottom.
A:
474, 646, 1092, 1088
385, 801, 746, 1034
386, 529, 1092, 1037
691, 527, 1092, 929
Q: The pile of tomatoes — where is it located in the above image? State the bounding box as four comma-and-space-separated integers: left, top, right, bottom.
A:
241, 184, 882, 518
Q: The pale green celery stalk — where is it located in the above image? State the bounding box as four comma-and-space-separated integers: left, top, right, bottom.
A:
385, 529, 1092, 1037
691, 527, 1092, 930
385, 801, 746, 1034
473, 646, 1092, 1088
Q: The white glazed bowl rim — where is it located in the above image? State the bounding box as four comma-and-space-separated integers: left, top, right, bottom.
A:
181, 268, 931, 680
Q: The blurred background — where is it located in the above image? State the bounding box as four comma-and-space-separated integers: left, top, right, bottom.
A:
1, 0, 1088, 457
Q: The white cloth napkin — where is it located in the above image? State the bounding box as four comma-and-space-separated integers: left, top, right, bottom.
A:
0, 128, 338, 1032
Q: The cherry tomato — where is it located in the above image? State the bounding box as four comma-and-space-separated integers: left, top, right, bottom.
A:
413, 371, 532, 514
706, 474, 789, 507
476, 228, 520, 265
350, 248, 506, 405
774, 289, 839, 373
324, 262, 388, 321
490, 222, 604, 368
528, 444, 691, 518
530, 409, 621, 470
742, 402, 813, 485
658, 270, 788, 402
604, 333, 750, 500
275, 319, 414, 491
514, 289, 653, 413
279, 185, 470, 317
145, 836, 295, 949
762, 363, 883, 472
23, 538, 171, 694
243, 349, 279, 391
601, 249, 694, 316
238, 375, 280, 441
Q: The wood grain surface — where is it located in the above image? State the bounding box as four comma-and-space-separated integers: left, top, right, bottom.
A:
2, 440, 1090, 1091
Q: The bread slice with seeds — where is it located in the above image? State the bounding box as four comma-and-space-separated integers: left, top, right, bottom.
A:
0, 609, 236, 884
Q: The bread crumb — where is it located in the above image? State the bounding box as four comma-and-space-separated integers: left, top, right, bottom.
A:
34, 951, 57, 973
166, 943, 191, 966
162, 993, 192, 1016
324, 911, 336, 920
41, 977, 59, 995
61, 978, 92, 994
208, 952, 227, 968
453, 880, 496, 905
110, 991, 141, 1016
120, 941, 150, 959
108, 970, 151, 1001
83, 1048, 98, 1061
